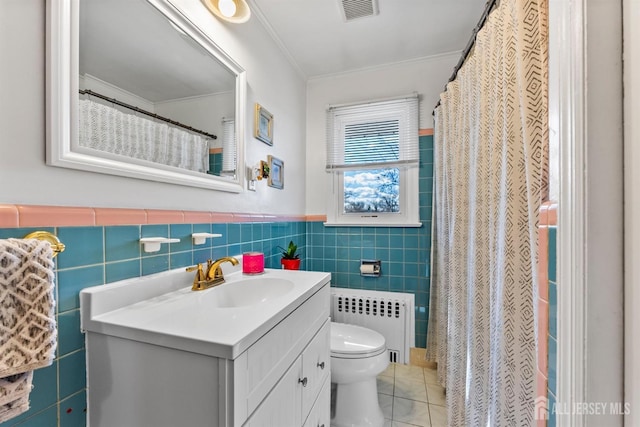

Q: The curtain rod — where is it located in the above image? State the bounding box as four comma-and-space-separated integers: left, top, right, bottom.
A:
432, 0, 499, 115
328, 92, 419, 110
79, 89, 217, 140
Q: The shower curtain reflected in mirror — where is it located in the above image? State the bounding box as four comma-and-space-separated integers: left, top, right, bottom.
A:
78, 98, 210, 173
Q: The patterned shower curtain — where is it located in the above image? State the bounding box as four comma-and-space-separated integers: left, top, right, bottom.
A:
426, 0, 548, 425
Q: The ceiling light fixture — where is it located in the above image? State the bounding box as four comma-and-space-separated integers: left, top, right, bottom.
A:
202, 0, 251, 24
218, 0, 237, 17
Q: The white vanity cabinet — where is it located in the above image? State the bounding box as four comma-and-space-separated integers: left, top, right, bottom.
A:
246, 320, 330, 427
81, 268, 331, 427
303, 376, 331, 427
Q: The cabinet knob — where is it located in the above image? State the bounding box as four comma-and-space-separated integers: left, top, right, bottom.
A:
298, 377, 308, 387
317, 361, 325, 370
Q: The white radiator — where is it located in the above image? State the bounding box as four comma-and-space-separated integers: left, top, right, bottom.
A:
330, 288, 415, 364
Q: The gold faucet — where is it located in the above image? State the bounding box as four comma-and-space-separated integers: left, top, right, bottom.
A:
186, 256, 239, 291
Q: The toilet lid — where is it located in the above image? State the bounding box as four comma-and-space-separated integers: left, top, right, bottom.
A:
330, 322, 386, 358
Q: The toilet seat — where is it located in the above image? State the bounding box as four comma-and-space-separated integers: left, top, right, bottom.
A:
330, 322, 387, 359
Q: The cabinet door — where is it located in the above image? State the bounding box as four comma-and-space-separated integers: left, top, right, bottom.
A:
301, 320, 330, 417
303, 376, 330, 427
245, 357, 303, 427
245, 284, 330, 416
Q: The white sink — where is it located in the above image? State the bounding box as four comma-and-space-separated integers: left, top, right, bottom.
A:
202, 277, 295, 308
80, 260, 331, 359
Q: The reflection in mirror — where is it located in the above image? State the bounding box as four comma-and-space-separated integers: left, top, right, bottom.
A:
79, 0, 236, 177
47, 0, 246, 192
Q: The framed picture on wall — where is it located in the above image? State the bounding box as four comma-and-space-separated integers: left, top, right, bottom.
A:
268, 155, 284, 189
254, 103, 273, 145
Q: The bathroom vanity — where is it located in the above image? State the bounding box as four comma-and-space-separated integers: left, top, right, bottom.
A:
80, 265, 331, 427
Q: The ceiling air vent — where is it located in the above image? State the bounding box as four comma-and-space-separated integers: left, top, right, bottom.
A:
340, 0, 379, 22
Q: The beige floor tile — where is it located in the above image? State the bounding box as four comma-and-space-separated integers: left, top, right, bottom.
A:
380, 362, 396, 378
393, 397, 431, 427
395, 363, 425, 379
377, 375, 395, 395
426, 384, 446, 406
423, 367, 440, 385
394, 376, 428, 402
429, 404, 447, 427
379, 393, 394, 420
374, 363, 449, 426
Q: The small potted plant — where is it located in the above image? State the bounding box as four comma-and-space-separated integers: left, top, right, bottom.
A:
278, 240, 301, 270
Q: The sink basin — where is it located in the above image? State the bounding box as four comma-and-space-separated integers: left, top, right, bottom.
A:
81, 266, 331, 359
201, 277, 295, 308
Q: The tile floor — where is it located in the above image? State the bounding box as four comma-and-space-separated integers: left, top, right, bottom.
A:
377, 363, 447, 427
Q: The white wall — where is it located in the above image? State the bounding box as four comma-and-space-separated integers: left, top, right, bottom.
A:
0, 0, 306, 215
156, 92, 235, 146
81, 74, 157, 112
624, 0, 640, 424
584, 0, 624, 423
552, 0, 624, 424
304, 53, 457, 215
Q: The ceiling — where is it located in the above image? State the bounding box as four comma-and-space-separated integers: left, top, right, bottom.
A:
78, 0, 488, 101
249, 0, 488, 78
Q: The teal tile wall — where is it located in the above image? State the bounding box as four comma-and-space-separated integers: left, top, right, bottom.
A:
0, 135, 434, 426
0, 221, 305, 427
306, 134, 434, 348
208, 152, 223, 175
547, 225, 558, 425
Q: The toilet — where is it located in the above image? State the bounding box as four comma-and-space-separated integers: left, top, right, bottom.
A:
330, 322, 389, 427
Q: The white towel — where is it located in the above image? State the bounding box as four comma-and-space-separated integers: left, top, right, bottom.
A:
0, 372, 33, 423
0, 239, 57, 422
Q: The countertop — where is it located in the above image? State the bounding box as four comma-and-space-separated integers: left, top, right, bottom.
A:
80, 266, 331, 359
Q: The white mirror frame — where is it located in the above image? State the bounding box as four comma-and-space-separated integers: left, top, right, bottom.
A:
46, 0, 246, 192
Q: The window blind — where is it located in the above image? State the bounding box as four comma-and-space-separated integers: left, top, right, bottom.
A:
221, 118, 236, 173
326, 95, 419, 171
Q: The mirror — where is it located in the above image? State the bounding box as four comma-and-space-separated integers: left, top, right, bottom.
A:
47, 0, 246, 192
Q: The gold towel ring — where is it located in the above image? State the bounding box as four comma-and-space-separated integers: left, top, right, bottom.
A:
24, 231, 66, 257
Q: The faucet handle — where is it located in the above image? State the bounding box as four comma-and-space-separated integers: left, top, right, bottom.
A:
186, 264, 201, 273
186, 263, 206, 282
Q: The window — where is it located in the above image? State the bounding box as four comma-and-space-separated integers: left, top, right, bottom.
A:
325, 94, 421, 226
220, 118, 236, 177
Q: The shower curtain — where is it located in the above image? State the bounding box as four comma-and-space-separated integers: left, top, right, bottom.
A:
425, 0, 548, 425
78, 98, 210, 173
